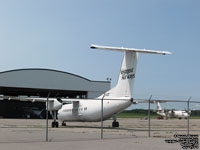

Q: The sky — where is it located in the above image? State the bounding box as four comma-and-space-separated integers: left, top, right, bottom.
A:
0, 0, 200, 110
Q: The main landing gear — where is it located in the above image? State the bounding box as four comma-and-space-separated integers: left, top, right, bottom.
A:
112, 121, 119, 127
51, 111, 59, 128
112, 115, 119, 127
62, 121, 66, 126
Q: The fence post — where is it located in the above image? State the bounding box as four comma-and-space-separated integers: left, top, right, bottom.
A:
187, 97, 191, 135
46, 92, 51, 142
148, 95, 152, 137
101, 93, 106, 139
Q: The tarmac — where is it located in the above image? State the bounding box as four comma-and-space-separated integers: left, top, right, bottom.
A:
0, 118, 199, 150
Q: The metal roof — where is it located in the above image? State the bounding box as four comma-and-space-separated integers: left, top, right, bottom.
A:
0, 68, 110, 97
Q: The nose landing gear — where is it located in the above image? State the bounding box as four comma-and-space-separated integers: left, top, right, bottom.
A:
52, 121, 59, 128
51, 111, 59, 128
112, 115, 119, 127
62, 121, 66, 126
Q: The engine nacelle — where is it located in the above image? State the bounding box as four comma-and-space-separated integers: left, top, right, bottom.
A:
47, 99, 62, 111
132, 100, 138, 104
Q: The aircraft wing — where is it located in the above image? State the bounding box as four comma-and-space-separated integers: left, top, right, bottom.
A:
0, 96, 85, 103
0, 95, 54, 102
1, 96, 199, 104
132, 99, 200, 104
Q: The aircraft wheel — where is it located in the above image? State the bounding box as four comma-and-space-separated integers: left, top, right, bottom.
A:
112, 121, 119, 127
55, 122, 59, 128
52, 121, 59, 128
115, 122, 119, 127
62, 122, 66, 126
52, 122, 55, 128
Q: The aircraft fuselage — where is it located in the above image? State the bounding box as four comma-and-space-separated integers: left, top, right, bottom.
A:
57, 99, 132, 122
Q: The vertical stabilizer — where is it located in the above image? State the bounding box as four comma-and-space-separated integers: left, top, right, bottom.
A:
156, 102, 162, 111
106, 51, 138, 98
90, 45, 171, 99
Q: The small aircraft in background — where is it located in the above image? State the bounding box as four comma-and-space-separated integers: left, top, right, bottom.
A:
155, 101, 190, 119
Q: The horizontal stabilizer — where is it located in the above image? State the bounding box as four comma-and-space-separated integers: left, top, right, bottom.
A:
91, 44, 172, 55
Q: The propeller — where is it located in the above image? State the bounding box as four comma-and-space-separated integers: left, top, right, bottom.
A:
56, 97, 63, 103
164, 109, 168, 113
37, 108, 45, 119
185, 108, 192, 114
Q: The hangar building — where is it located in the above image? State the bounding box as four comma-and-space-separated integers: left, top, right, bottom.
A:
0, 68, 110, 118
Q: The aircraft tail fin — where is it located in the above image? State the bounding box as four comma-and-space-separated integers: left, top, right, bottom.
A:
156, 101, 162, 111
91, 45, 171, 99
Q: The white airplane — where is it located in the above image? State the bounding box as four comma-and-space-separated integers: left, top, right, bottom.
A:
1, 45, 171, 128
155, 101, 190, 119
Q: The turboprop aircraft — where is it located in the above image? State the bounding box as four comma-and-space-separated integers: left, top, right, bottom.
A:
1, 45, 171, 128
155, 101, 190, 119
